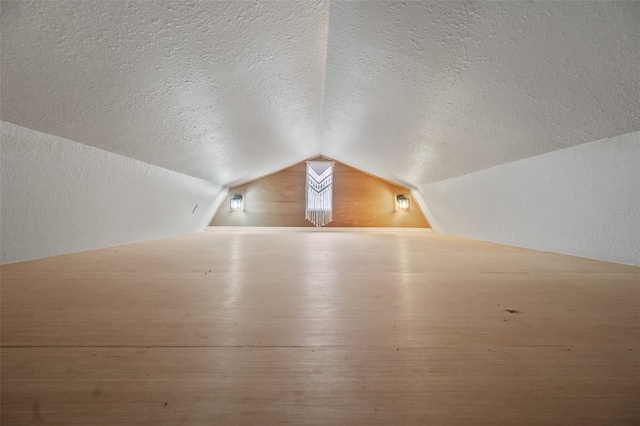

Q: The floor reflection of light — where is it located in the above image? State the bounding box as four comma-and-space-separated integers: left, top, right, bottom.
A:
221, 232, 243, 347
396, 234, 416, 342
301, 232, 339, 348
226, 233, 244, 306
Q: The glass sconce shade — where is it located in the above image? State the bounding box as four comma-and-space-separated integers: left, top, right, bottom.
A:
230, 193, 243, 210
397, 194, 410, 210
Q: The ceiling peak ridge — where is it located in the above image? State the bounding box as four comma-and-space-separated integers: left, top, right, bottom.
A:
317, 0, 332, 152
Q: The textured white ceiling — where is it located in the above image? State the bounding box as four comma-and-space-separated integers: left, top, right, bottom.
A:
322, 1, 639, 185
1, 0, 330, 185
2, 1, 638, 186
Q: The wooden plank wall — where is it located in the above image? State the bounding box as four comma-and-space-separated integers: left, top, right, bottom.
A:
210, 160, 430, 228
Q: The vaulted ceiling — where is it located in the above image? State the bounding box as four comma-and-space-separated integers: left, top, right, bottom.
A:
2, 1, 638, 187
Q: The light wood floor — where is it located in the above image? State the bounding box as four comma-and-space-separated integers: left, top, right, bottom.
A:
1, 228, 638, 425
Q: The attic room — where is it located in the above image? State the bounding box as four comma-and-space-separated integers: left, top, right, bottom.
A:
0, 0, 638, 424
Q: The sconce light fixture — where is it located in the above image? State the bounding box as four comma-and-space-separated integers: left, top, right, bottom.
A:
230, 193, 243, 210
397, 194, 410, 210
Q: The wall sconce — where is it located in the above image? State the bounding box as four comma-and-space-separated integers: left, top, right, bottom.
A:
397, 194, 410, 210
230, 193, 243, 210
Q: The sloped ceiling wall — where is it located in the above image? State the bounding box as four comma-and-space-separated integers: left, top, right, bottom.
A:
321, 1, 639, 185
2, 1, 637, 187
1, 0, 330, 185
1, 122, 224, 264
418, 132, 640, 266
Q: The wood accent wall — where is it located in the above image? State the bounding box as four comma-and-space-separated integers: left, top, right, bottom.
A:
210, 159, 430, 228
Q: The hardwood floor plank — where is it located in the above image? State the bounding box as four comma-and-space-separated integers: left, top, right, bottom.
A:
1, 229, 638, 424
2, 345, 638, 425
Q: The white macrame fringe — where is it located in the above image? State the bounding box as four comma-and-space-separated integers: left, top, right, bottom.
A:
305, 161, 334, 227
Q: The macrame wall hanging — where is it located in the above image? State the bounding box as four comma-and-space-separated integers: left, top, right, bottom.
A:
305, 160, 335, 227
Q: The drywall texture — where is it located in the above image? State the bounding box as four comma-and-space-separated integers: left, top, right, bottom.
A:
0, 122, 225, 264
211, 159, 429, 228
1, 0, 330, 185
322, 1, 639, 185
2, 1, 637, 188
419, 132, 640, 266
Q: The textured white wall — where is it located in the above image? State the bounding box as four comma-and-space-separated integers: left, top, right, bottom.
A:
1, 122, 226, 264
417, 132, 640, 266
